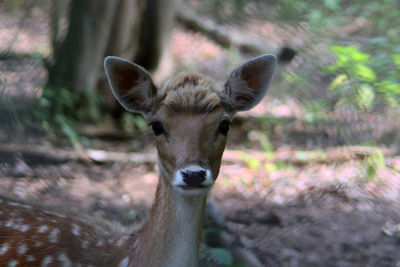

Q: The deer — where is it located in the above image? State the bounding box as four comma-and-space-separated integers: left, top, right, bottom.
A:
0, 54, 276, 267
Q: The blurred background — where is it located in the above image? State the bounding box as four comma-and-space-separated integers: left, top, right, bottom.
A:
0, 0, 400, 266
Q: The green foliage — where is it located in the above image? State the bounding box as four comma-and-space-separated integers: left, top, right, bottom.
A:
200, 229, 237, 267
122, 209, 137, 220
2, 96, 23, 131
282, 70, 307, 86
273, 0, 400, 114
35, 86, 101, 147
303, 101, 329, 124
209, 248, 233, 266
121, 113, 148, 132
326, 45, 400, 110
251, 131, 273, 153
238, 152, 261, 170
55, 115, 80, 147
37, 86, 101, 122
272, 0, 342, 31
365, 150, 385, 180
10, 0, 23, 10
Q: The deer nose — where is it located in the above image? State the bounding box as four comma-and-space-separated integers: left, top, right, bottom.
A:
181, 170, 206, 186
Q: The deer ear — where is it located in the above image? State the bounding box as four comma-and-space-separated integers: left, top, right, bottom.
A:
104, 56, 156, 116
225, 54, 277, 112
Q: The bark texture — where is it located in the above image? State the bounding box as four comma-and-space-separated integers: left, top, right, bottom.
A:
49, 0, 118, 92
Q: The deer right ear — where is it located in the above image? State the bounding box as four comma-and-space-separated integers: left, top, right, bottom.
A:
224, 54, 277, 112
104, 56, 157, 116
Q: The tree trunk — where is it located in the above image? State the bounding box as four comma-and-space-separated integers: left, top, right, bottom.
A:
133, 0, 175, 73
97, 0, 139, 114
48, 0, 175, 115
105, 0, 138, 59
49, 0, 118, 93
99, 0, 176, 114
49, 0, 70, 54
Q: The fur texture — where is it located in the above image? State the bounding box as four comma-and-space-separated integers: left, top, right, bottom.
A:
157, 72, 223, 114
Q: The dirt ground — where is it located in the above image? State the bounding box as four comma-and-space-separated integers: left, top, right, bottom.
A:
1, 2, 400, 266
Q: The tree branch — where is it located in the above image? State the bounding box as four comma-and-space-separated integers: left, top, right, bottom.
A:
176, 8, 267, 55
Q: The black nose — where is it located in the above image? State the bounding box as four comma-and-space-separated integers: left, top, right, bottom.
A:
181, 170, 206, 186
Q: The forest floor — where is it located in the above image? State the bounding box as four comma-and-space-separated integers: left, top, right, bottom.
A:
1, 2, 400, 266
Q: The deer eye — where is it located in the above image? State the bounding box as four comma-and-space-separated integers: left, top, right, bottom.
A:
151, 121, 164, 136
218, 120, 231, 136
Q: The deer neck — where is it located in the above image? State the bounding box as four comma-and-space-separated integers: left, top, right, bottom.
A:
130, 173, 207, 267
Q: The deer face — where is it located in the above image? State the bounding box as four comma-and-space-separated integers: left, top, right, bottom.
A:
150, 105, 229, 195
104, 55, 276, 196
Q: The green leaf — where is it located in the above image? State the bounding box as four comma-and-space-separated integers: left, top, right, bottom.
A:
308, 9, 323, 25
123, 209, 137, 219
238, 152, 261, 170
324, 0, 340, 10
356, 84, 375, 109
296, 151, 308, 161
210, 248, 233, 265
365, 150, 385, 180
55, 115, 80, 148
355, 64, 376, 82
370, 37, 388, 47
39, 97, 51, 108
330, 45, 370, 64
391, 54, 400, 69
377, 80, 400, 95
329, 74, 349, 91
350, 50, 370, 63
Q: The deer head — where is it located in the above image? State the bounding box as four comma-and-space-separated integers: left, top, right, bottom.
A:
104, 55, 276, 196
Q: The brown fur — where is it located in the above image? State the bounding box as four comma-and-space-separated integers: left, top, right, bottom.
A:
156, 72, 224, 114
0, 197, 128, 266
129, 179, 206, 266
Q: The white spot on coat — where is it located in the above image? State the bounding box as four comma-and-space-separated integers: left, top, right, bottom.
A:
96, 239, 104, 247
55, 213, 67, 218
72, 224, 81, 236
38, 225, 49, 233
119, 257, 129, 267
81, 240, 88, 249
41, 255, 53, 267
17, 243, 27, 255
58, 253, 72, 267
22, 204, 32, 209
48, 228, 60, 243
7, 260, 18, 267
5, 219, 14, 227
116, 236, 128, 247
26, 255, 36, 262
0, 243, 9, 255
19, 224, 30, 232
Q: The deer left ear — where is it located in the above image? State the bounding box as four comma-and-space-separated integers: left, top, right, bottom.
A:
225, 54, 277, 112
104, 56, 157, 117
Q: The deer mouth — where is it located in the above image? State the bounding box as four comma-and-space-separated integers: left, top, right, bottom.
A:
178, 185, 209, 190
